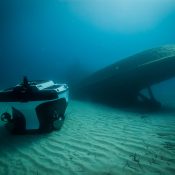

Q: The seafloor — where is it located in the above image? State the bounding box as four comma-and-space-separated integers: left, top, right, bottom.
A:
0, 99, 175, 175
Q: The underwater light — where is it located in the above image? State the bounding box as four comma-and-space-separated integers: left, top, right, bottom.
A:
69, 0, 175, 32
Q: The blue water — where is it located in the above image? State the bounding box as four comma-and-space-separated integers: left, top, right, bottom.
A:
1, 0, 175, 87
1, 1, 175, 175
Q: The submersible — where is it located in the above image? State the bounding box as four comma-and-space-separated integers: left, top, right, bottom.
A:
0, 77, 69, 134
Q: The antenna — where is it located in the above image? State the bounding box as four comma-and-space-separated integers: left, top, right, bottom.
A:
23, 76, 29, 88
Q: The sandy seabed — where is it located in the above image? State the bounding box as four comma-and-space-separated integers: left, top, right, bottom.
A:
0, 100, 175, 175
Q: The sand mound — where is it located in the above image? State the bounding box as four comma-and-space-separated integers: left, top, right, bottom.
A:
0, 100, 175, 175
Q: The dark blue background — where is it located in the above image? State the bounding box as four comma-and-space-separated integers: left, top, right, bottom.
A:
1, 0, 175, 87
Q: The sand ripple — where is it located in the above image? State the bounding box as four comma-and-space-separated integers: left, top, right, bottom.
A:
0, 100, 175, 175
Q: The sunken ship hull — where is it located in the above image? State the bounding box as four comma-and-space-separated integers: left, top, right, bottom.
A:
75, 45, 175, 106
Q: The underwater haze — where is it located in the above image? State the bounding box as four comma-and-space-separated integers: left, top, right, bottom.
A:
1, 1, 175, 175
1, 0, 175, 87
